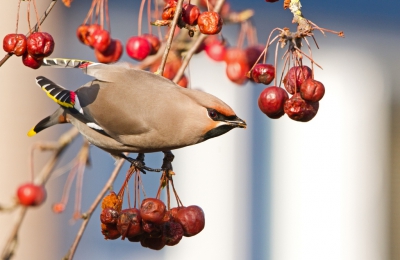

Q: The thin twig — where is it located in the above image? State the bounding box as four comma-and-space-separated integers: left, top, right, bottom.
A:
0, 127, 79, 260
0, 0, 58, 68
64, 158, 125, 260
156, 0, 185, 75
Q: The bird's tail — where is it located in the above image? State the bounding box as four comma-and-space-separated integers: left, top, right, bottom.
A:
27, 108, 67, 137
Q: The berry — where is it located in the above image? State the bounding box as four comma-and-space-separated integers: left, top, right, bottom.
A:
76, 24, 90, 45
101, 191, 122, 211
198, 11, 223, 35
94, 39, 123, 63
283, 65, 312, 94
175, 205, 205, 237
226, 60, 249, 85
300, 78, 325, 102
204, 38, 226, 62
117, 208, 142, 239
22, 52, 43, 69
91, 29, 111, 52
162, 0, 176, 20
101, 223, 121, 240
3, 34, 27, 56
258, 86, 288, 119
100, 207, 120, 225
163, 221, 184, 246
16, 183, 46, 206
182, 4, 200, 26
140, 234, 166, 250
284, 93, 319, 122
140, 198, 166, 224
126, 36, 151, 61
251, 64, 275, 85
85, 24, 102, 47
223, 47, 247, 64
27, 32, 55, 58
142, 34, 161, 55
177, 75, 188, 88
245, 45, 264, 68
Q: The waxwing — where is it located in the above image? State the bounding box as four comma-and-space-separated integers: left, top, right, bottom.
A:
28, 59, 246, 170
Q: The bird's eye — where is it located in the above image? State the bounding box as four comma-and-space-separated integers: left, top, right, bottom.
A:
208, 109, 218, 119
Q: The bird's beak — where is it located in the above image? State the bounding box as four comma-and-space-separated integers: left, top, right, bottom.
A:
227, 117, 247, 129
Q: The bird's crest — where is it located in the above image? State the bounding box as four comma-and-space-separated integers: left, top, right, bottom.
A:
35, 76, 82, 112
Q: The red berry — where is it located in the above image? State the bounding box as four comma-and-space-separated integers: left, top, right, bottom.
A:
85, 24, 102, 47
251, 64, 275, 85
101, 223, 121, 240
204, 39, 226, 62
140, 235, 166, 250
16, 183, 46, 206
283, 66, 312, 94
258, 86, 289, 119
223, 47, 247, 64
117, 208, 142, 239
140, 198, 166, 224
142, 34, 161, 55
175, 205, 205, 237
300, 78, 325, 102
94, 39, 123, 63
198, 11, 223, 35
100, 207, 120, 225
126, 36, 151, 61
150, 55, 182, 80
245, 45, 264, 68
91, 29, 111, 52
226, 60, 249, 85
182, 4, 200, 26
177, 75, 188, 88
284, 93, 319, 122
22, 52, 43, 69
3, 34, 27, 56
162, 0, 176, 20
76, 24, 90, 45
163, 221, 184, 246
27, 32, 55, 58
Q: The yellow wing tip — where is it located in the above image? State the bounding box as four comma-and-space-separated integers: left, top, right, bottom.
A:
27, 128, 37, 137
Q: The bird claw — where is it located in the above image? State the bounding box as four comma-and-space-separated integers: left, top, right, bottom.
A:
161, 151, 175, 177
120, 153, 163, 173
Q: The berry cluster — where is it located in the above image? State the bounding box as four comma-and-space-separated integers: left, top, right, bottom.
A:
256, 65, 325, 122
77, 24, 122, 64
3, 32, 54, 69
100, 168, 205, 250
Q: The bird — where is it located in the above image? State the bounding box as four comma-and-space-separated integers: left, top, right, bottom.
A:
28, 59, 247, 172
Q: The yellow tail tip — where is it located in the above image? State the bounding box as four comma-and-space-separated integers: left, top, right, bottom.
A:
27, 128, 36, 137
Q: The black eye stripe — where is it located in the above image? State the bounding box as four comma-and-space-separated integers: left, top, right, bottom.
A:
207, 108, 238, 121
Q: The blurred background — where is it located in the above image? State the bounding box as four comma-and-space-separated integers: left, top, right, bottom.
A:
0, 0, 400, 259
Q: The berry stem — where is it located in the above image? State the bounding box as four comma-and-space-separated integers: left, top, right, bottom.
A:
138, 0, 147, 36
147, 0, 152, 35
16, 0, 22, 34
32, 0, 41, 32
27, 0, 32, 34
274, 40, 279, 87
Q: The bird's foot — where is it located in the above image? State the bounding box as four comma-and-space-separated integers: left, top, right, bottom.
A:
161, 151, 175, 177
120, 153, 162, 174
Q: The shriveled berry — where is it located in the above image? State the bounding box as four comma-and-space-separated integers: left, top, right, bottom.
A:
284, 93, 319, 122
300, 78, 325, 102
22, 52, 43, 69
140, 198, 166, 224
100, 207, 119, 225
251, 64, 275, 85
142, 34, 161, 55
101, 223, 121, 240
142, 220, 163, 237
16, 183, 46, 206
94, 39, 123, 63
258, 86, 288, 119
182, 4, 200, 25
127, 234, 142, 242
101, 191, 122, 211
283, 66, 312, 94
163, 221, 184, 246
198, 11, 223, 35
126, 36, 151, 61
162, 0, 176, 20
140, 235, 166, 250
117, 208, 142, 239
27, 32, 55, 58
3, 34, 27, 56
175, 205, 205, 237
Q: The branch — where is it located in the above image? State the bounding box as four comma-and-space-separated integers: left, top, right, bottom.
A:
172, 0, 226, 83
63, 157, 125, 260
156, 0, 185, 75
0, 127, 79, 260
0, 0, 58, 68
